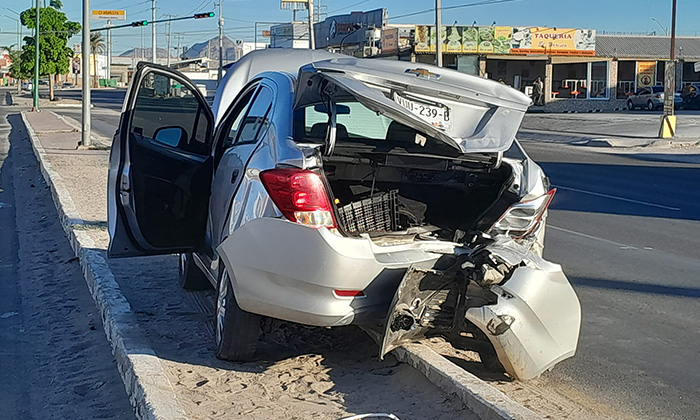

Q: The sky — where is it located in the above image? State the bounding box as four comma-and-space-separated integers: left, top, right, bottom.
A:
1, 0, 699, 56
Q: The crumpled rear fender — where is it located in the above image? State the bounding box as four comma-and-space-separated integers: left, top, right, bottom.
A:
465, 256, 581, 380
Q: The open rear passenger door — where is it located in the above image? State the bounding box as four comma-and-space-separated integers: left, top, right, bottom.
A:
108, 63, 215, 257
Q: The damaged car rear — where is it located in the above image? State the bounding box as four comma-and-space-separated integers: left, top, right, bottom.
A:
108, 50, 581, 381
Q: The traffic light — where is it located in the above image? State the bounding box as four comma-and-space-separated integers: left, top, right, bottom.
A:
131, 20, 148, 27
193, 12, 215, 19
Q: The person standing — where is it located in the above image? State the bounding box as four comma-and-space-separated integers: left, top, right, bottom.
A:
532, 76, 544, 106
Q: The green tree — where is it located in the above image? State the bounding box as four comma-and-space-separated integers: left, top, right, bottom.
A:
90, 32, 105, 88
19, 2, 80, 100
2, 45, 28, 93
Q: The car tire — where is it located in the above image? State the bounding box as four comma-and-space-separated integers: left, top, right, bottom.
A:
627, 100, 635, 111
178, 253, 211, 290
214, 265, 261, 361
647, 100, 655, 111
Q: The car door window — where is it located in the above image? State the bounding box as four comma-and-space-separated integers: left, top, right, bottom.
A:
220, 88, 257, 151
131, 72, 211, 155
235, 86, 274, 145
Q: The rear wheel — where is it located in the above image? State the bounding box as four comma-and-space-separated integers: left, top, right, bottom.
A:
626, 99, 635, 111
178, 253, 211, 290
647, 100, 655, 111
214, 265, 261, 361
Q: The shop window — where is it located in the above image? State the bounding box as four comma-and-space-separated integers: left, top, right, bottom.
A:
590, 62, 608, 98
552, 61, 609, 99
617, 61, 636, 97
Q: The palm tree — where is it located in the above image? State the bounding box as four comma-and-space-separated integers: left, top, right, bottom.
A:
90, 32, 105, 88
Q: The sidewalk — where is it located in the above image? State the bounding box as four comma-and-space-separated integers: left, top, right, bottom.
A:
22, 110, 551, 420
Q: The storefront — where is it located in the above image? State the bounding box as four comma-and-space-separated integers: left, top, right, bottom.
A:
407, 25, 700, 112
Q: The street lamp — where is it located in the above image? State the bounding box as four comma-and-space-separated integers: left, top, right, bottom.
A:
651, 18, 668, 36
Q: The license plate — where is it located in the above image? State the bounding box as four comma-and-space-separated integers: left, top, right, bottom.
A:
393, 93, 452, 130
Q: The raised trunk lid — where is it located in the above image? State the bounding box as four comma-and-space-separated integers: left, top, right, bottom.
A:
295, 57, 532, 154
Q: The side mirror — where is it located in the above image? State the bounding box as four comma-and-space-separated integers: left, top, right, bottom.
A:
153, 126, 187, 147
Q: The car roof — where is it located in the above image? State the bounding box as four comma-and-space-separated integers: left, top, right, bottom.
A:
212, 49, 339, 124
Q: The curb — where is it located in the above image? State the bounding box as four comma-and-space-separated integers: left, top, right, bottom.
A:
20, 111, 541, 420
394, 344, 542, 420
21, 111, 187, 420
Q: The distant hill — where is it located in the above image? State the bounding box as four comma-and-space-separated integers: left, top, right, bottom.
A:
181, 36, 241, 60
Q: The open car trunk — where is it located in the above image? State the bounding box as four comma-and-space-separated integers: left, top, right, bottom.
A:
323, 142, 516, 244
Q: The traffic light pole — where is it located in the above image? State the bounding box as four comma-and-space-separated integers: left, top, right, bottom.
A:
32, 0, 39, 111
82, 0, 91, 146
151, 0, 156, 62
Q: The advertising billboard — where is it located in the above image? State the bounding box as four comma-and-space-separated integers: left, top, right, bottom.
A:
413, 25, 595, 56
510, 27, 596, 56
637, 61, 656, 87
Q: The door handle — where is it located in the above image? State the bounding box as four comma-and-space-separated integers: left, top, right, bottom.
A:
231, 169, 239, 184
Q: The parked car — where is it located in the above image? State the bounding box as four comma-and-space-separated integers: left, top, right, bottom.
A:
108, 50, 581, 381
22, 81, 32, 91
61, 82, 75, 88
680, 84, 700, 110
627, 85, 682, 110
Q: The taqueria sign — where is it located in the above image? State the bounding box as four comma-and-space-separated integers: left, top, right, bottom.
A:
414, 25, 596, 56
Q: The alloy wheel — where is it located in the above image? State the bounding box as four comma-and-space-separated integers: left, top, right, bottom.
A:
216, 271, 229, 346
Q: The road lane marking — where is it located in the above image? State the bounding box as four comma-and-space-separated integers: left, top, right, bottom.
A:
549, 225, 639, 250
553, 185, 681, 211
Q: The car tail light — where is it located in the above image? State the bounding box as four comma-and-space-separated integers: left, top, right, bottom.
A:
488, 189, 556, 239
260, 168, 337, 228
655, 94, 662, 99
333, 290, 365, 298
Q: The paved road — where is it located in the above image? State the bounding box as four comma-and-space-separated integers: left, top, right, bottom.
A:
521, 139, 700, 420
0, 89, 134, 419
522, 110, 700, 140
53, 88, 700, 419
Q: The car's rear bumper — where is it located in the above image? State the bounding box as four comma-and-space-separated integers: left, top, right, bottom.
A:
217, 218, 452, 327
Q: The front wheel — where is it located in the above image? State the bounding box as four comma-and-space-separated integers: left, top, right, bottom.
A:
214, 265, 261, 361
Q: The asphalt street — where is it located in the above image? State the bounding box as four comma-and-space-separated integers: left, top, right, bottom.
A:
0, 90, 134, 419
47, 88, 700, 419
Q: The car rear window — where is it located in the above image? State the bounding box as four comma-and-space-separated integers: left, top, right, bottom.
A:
303, 101, 393, 139
652, 86, 664, 93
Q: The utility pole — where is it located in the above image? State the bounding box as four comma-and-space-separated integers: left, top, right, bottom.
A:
659, 0, 677, 138
435, 0, 442, 67
33, 0, 40, 111
81, 0, 91, 146
106, 20, 112, 81
151, 0, 156, 62
217, 0, 224, 81
140, 26, 144, 60
308, 0, 315, 49
166, 15, 173, 67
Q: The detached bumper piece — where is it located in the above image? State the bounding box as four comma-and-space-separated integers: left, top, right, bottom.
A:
380, 243, 581, 381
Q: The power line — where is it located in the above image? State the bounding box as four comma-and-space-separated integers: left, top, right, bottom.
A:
389, 0, 520, 21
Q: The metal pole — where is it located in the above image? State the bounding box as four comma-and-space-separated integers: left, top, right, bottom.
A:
435, 0, 442, 67
151, 0, 156, 62
660, 0, 677, 138
140, 26, 144, 60
308, 0, 315, 49
33, 0, 40, 111
106, 20, 112, 81
81, 0, 91, 146
218, 0, 224, 81
167, 17, 172, 67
